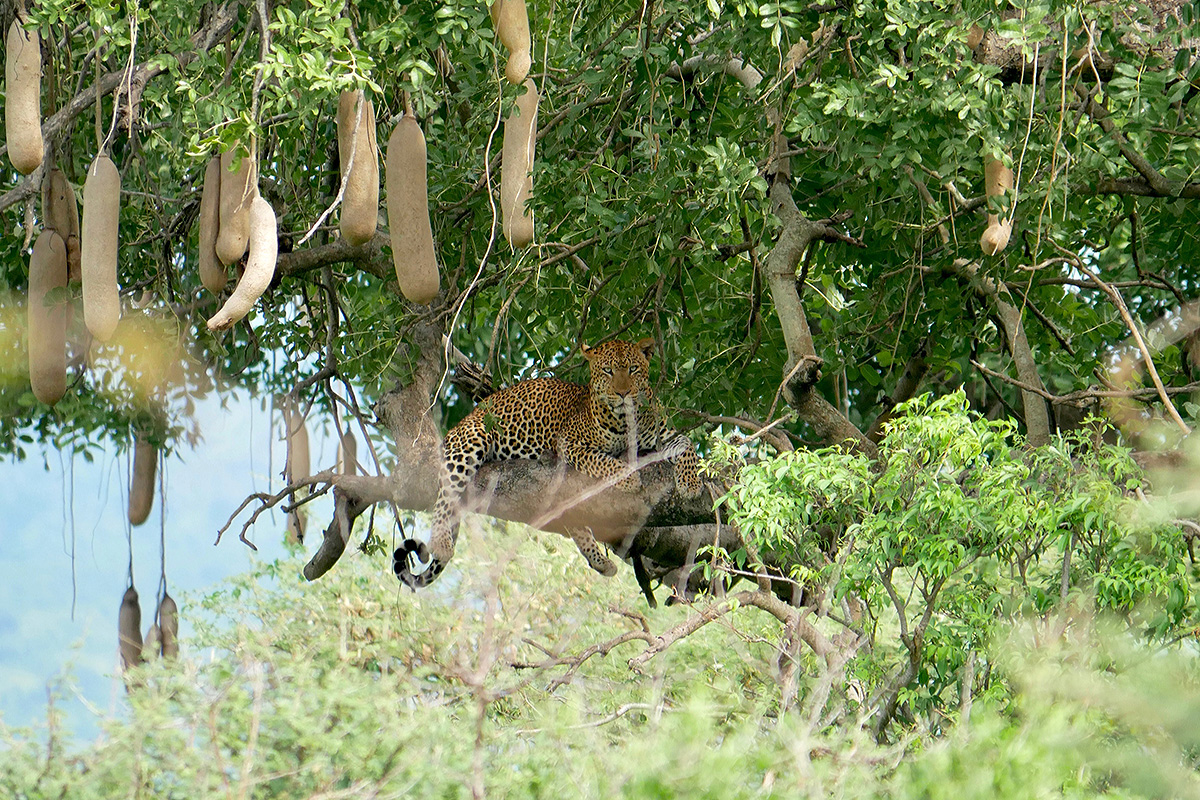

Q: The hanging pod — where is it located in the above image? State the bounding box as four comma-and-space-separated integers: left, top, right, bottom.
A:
158, 592, 179, 659
118, 586, 143, 671
142, 624, 161, 661
128, 435, 156, 526
980, 151, 1014, 256
45, 169, 81, 282
216, 145, 255, 266
27, 230, 68, 405
206, 194, 278, 331
284, 400, 310, 485
501, 79, 539, 247
284, 399, 310, 543
385, 114, 439, 304
198, 156, 227, 294
5, 18, 43, 174
336, 90, 380, 246
81, 154, 122, 341
337, 431, 357, 476
494, 0, 532, 85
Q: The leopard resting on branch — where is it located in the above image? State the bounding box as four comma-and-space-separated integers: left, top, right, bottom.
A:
393, 337, 702, 588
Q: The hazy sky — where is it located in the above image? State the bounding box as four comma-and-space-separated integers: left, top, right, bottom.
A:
0, 388, 355, 742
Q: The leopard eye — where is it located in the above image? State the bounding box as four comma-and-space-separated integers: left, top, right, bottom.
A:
629, 366, 639, 375
601, 366, 613, 375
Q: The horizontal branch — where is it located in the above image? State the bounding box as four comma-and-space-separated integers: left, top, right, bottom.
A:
276, 232, 391, 281
1077, 177, 1200, 199
628, 589, 839, 670
971, 359, 1200, 405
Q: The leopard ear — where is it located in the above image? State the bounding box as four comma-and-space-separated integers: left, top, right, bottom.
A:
637, 338, 655, 360
580, 342, 594, 360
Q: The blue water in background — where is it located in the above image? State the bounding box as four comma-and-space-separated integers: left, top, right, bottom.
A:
0, 389, 353, 743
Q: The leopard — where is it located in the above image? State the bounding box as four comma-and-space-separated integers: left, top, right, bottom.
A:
393, 337, 702, 588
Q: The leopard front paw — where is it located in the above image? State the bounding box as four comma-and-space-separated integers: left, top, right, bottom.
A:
392, 539, 444, 588
616, 472, 643, 493
677, 474, 703, 499
673, 455, 703, 499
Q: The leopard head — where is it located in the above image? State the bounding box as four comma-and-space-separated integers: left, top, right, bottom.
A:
580, 338, 655, 411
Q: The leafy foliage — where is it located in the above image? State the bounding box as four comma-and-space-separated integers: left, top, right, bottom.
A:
725, 394, 1196, 730
2, 0, 1198, 452
4, 514, 1200, 797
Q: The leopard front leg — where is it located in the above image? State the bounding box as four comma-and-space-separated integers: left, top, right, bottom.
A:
663, 434, 703, 498
394, 432, 484, 588
567, 527, 618, 576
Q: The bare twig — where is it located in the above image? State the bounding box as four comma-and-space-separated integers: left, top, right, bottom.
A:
215, 468, 337, 549
1072, 261, 1191, 435
971, 360, 1200, 404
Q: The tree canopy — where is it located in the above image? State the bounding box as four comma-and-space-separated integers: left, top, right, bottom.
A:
3, 0, 1197, 456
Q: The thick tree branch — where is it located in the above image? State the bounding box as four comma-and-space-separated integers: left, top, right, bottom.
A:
763, 178, 877, 456
1075, 86, 1178, 197
1076, 177, 1200, 199
679, 38, 879, 456
276, 231, 391, 281
949, 259, 1052, 445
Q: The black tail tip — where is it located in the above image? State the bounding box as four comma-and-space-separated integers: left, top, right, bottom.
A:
392, 539, 442, 588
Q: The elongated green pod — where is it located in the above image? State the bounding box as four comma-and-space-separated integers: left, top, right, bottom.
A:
81, 155, 122, 341
207, 195, 277, 331
198, 156, 226, 294
5, 19, 43, 174
385, 115, 439, 304
27, 230, 67, 405
337, 90, 380, 246
501, 79, 538, 247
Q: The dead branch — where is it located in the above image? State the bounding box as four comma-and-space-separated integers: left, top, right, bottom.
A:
628, 589, 841, 671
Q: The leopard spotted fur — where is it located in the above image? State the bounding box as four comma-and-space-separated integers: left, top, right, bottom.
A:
393, 338, 702, 588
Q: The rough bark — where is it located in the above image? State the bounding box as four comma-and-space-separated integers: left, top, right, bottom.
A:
678, 40, 878, 457
950, 259, 1052, 445
969, 2, 1198, 85
277, 232, 391, 281
763, 159, 878, 457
